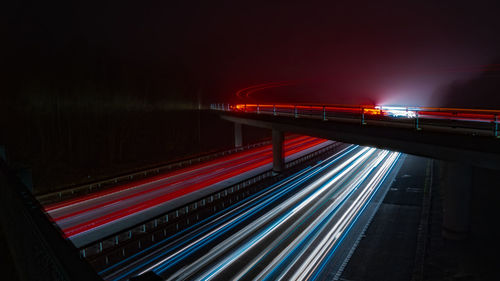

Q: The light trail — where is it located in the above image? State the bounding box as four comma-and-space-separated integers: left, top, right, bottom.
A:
49, 136, 313, 221
202, 151, 391, 281
235, 81, 296, 99
45, 136, 311, 213
42, 136, 333, 242
62, 138, 327, 238
288, 152, 399, 281
163, 148, 375, 281
100, 145, 360, 281
239, 151, 392, 281
172, 149, 398, 281
309, 152, 401, 281
230, 103, 500, 124
101, 145, 401, 281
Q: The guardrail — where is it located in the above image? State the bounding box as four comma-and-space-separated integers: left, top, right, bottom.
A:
210, 103, 500, 138
0, 160, 100, 281
81, 142, 345, 269
36, 138, 281, 206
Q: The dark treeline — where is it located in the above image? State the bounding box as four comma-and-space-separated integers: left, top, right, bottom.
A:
1, 2, 272, 194
1, 50, 218, 193
1, 29, 260, 193
1, 53, 259, 193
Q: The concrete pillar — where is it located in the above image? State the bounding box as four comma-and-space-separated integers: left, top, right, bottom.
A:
272, 129, 284, 173
441, 161, 472, 240
234, 123, 242, 148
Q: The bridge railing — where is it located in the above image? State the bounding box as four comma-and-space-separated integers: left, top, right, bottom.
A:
210, 103, 500, 138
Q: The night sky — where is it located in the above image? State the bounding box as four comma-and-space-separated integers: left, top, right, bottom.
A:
4, 1, 500, 108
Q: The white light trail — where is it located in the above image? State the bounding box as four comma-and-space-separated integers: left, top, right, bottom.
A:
246, 151, 391, 281
288, 152, 399, 281
139, 147, 371, 277
164, 148, 375, 281
376, 106, 418, 118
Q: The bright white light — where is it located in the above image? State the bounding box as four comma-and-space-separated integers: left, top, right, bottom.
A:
376, 105, 418, 118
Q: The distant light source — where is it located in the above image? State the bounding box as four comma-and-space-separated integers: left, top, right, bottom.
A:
376, 106, 417, 118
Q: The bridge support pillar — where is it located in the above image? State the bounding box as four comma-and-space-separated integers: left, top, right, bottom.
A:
234, 123, 242, 148
272, 129, 284, 173
441, 161, 472, 240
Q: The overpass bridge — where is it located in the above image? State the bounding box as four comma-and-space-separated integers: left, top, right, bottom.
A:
212, 103, 500, 239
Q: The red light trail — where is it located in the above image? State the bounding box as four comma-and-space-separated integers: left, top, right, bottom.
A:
235, 81, 297, 99
44, 136, 330, 239
232, 103, 500, 122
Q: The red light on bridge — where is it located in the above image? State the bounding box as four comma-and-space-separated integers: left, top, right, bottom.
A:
363, 108, 382, 115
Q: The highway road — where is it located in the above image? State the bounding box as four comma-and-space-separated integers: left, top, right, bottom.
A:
43, 136, 333, 247
98, 145, 401, 281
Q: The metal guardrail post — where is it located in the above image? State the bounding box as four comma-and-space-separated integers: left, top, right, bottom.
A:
416, 111, 421, 130
294, 105, 298, 118
495, 115, 499, 138
361, 107, 366, 125
323, 106, 327, 121
257, 104, 260, 114
273, 104, 277, 116
244, 104, 247, 112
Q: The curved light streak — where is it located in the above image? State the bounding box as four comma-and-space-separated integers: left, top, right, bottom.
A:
235, 81, 297, 99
